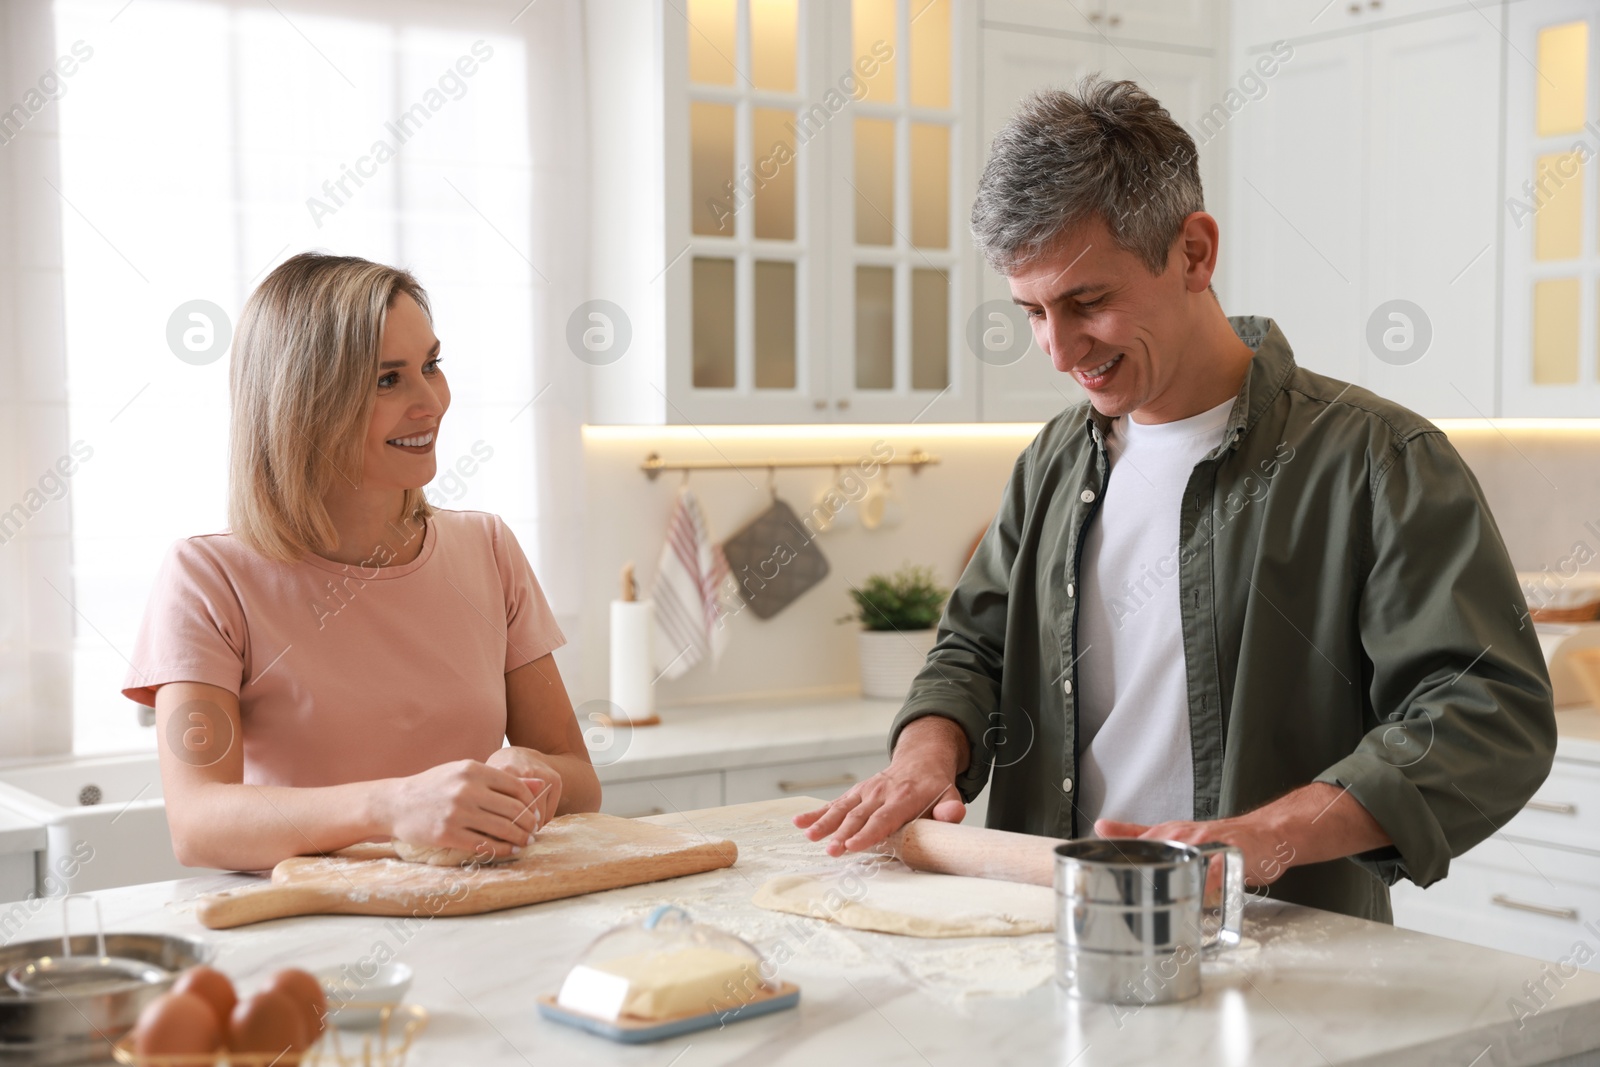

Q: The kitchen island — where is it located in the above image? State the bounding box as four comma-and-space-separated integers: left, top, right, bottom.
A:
15, 797, 1600, 1066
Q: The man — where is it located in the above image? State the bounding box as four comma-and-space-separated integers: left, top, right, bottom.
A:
797, 77, 1555, 921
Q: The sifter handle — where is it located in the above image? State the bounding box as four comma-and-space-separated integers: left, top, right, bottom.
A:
1195, 841, 1244, 951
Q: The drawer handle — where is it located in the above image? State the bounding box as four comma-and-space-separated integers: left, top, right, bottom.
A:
616, 807, 666, 819
1490, 894, 1579, 922
777, 773, 857, 794
1525, 799, 1577, 815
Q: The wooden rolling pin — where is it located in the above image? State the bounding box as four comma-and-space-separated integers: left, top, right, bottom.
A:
888, 819, 1070, 887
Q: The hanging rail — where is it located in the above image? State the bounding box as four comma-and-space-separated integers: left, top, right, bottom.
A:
640, 449, 939, 480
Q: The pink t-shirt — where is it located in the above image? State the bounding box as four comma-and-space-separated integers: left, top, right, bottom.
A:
122, 509, 566, 788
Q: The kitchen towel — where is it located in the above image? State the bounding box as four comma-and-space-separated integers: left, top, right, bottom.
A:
719, 497, 830, 620
651, 487, 731, 680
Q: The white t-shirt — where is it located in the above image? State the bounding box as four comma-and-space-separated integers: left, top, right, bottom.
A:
1076, 396, 1235, 830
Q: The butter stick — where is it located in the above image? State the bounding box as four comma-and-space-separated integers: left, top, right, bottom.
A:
559, 947, 762, 1021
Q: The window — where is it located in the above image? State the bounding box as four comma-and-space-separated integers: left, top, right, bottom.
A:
48, 0, 550, 753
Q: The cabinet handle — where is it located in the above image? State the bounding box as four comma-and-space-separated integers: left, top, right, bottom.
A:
1525, 799, 1577, 815
1490, 894, 1578, 922
813, 399, 827, 410
836, 398, 850, 410
1086, 11, 1102, 22
1107, 14, 1121, 27
777, 772, 857, 793
1347, 2, 1360, 11
616, 807, 666, 819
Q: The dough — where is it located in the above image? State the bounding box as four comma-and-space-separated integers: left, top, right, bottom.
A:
753, 868, 1054, 938
391, 840, 521, 867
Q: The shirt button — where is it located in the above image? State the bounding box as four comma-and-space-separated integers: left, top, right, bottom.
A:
1062, 777, 1074, 793
1062, 679, 1073, 695
1080, 489, 1096, 503
1067, 582, 1075, 598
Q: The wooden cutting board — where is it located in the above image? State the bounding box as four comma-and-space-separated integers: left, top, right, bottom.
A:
195, 813, 738, 930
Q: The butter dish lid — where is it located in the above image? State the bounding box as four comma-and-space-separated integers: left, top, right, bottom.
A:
555, 905, 775, 1023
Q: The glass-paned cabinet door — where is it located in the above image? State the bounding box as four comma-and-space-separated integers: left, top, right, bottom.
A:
666, 0, 827, 422
1504, 0, 1600, 415
828, 0, 977, 421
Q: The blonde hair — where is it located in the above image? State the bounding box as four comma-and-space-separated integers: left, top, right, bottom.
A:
229, 252, 435, 563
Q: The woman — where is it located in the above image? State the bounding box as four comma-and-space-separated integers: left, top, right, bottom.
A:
123, 252, 600, 871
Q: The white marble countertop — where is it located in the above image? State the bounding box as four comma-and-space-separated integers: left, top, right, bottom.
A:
596, 697, 899, 782
595, 696, 1600, 782
18, 796, 1600, 1066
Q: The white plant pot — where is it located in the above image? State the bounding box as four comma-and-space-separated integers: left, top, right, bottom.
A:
857, 628, 937, 701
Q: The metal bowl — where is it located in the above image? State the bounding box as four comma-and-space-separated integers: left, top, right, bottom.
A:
0, 933, 213, 1065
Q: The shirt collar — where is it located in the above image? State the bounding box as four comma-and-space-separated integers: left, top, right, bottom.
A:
1083, 315, 1296, 453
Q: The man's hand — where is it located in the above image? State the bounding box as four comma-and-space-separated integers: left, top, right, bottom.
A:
794, 716, 970, 857
1094, 782, 1391, 886
1095, 813, 1295, 886
486, 746, 563, 831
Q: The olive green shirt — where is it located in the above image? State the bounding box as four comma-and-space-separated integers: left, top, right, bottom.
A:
891, 316, 1556, 922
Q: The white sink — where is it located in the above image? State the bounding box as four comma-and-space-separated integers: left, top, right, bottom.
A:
0, 754, 216, 894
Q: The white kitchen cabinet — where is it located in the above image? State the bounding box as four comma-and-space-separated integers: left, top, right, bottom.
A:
973, 29, 1100, 422
598, 771, 724, 820
1392, 747, 1600, 973
973, 24, 1227, 421
589, 0, 981, 425
1359, 9, 1501, 415
1230, 33, 1366, 385
822, 0, 983, 424
1500, 0, 1600, 416
1093, 0, 1221, 46
1232, 0, 1469, 47
590, 0, 1228, 425
984, 0, 1220, 48
1229, 8, 1500, 416
724, 751, 890, 804
1503, 758, 1600, 857
1391, 834, 1600, 972
982, 0, 1102, 34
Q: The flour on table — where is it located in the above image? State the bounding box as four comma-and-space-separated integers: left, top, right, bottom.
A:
391, 840, 524, 867
753, 868, 1054, 938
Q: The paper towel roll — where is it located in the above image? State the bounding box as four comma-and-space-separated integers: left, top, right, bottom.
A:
609, 599, 656, 723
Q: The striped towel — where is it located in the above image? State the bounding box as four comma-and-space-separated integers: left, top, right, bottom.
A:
651, 487, 730, 680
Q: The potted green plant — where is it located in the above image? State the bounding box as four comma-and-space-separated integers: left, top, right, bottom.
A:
841, 564, 950, 700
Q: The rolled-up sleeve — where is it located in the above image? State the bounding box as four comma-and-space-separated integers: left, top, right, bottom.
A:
1315, 430, 1556, 888
890, 448, 1031, 802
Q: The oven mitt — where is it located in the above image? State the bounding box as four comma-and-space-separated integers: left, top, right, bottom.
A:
720, 497, 830, 619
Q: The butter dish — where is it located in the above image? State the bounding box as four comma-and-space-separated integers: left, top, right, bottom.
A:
538, 905, 799, 1043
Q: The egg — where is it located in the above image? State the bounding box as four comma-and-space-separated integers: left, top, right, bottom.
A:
267, 967, 329, 1043
229, 989, 308, 1056
133, 991, 221, 1059
171, 965, 237, 1029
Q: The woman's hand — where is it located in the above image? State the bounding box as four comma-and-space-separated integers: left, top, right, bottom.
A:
486, 746, 564, 830
380, 759, 542, 861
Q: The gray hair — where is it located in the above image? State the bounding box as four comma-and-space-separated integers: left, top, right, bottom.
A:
971, 76, 1205, 277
